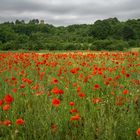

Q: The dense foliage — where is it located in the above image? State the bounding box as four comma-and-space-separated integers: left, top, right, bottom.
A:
0, 18, 140, 51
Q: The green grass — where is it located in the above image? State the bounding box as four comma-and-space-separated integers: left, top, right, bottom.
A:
128, 47, 140, 52
0, 47, 140, 54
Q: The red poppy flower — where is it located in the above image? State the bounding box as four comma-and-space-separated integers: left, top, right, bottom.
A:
27, 79, 32, 84
73, 83, 77, 87
2, 104, 10, 111
12, 88, 17, 93
108, 77, 112, 81
51, 78, 58, 84
16, 118, 25, 125
52, 98, 60, 107
78, 92, 85, 98
4, 94, 14, 104
0, 99, 4, 106
51, 87, 59, 94
114, 75, 120, 80
69, 102, 75, 106
123, 89, 128, 95
11, 77, 16, 81
126, 74, 130, 78
76, 86, 81, 92
59, 89, 63, 95
104, 81, 110, 85
70, 114, 81, 121
22, 78, 27, 83
70, 109, 77, 114
92, 98, 101, 104
3, 120, 12, 126
115, 96, 123, 106
70, 68, 79, 74
94, 84, 100, 89
136, 128, 140, 136
51, 123, 57, 133
22, 78, 32, 84
31, 85, 39, 90
20, 84, 25, 88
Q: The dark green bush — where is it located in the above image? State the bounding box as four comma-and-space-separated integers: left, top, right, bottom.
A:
112, 40, 129, 51
45, 43, 63, 50
130, 40, 140, 48
63, 43, 81, 50
92, 39, 113, 50
1, 41, 17, 50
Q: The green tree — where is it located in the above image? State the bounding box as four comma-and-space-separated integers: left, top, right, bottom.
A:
29, 19, 39, 24
120, 26, 136, 40
90, 20, 111, 39
0, 26, 17, 43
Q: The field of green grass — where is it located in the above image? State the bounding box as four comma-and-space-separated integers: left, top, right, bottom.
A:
0, 51, 140, 140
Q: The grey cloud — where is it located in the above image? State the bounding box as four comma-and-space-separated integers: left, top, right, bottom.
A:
0, 0, 140, 26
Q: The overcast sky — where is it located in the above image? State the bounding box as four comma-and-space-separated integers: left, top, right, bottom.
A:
0, 0, 140, 26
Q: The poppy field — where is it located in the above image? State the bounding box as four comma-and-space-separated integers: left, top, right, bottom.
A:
0, 51, 140, 140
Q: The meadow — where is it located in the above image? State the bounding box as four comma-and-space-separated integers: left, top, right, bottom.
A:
0, 51, 140, 140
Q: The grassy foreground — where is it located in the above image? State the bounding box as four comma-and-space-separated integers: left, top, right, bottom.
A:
0, 51, 140, 140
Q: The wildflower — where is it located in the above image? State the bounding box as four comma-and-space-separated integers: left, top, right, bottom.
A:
136, 128, 140, 136
73, 83, 77, 87
115, 96, 123, 106
70, 114, 81, 121
76, 86, 81, 92
51, 78, 58, 84
108, 77, 112, 81
4, 94, 14, 104
22, 78, 32, 84
31, 85, 39, 90
16, 118, 25, 125
27, 79, 32, 84
22, 78, 27, 83
111, 92, 115, 95
119, 85, 124, 89
11, 77, 16, 81
20, 84, 25, 89
70, 109, 77, 114
52, 98, 60, 107
69, 102, 75, 106
51, 123, 57, 133
2, 104, 10, 111
78, 74, 83, 79
36, 91, 43, 95
104, 81, 110, 85
94, 84, 100, 89
126, 74, 130, 78
78, 92, 85, 98
113, 82, 117, 87
51, 87, 59, 94
98, 71, 102, 75
59, 89, 63, 95
123, 89, 128, 95
84, 77, 88, 82
92, 98, 101, 104
3, 120, 12, 126
114, 75, 120, 80
70, 68, 79, 74
12, 88, 17, 93
0, 99, 4, 106
70, 68, 77, 74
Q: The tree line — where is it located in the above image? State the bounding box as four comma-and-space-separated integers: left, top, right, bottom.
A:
0, 18, 140, 51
